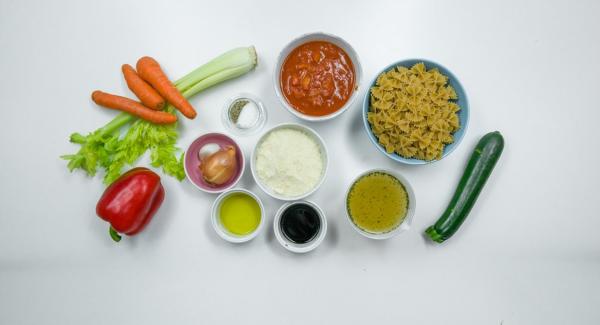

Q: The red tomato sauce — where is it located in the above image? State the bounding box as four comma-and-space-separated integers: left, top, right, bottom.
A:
280, 41, 356, 116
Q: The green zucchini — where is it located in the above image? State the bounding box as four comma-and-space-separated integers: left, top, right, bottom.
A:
425, 131, 504, 243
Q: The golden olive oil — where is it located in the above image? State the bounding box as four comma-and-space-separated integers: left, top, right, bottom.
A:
219, 193, 261, 235
347, 172, 408, 233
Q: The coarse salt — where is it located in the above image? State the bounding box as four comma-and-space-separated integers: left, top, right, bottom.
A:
236, 100, 259, 129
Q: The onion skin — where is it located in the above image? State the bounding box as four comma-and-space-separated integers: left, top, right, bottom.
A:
200, 146, 237, 185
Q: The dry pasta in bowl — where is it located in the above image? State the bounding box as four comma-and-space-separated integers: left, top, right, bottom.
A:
363, 59, 469, 164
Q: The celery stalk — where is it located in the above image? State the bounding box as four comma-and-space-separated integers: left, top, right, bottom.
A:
175, 46, 257, 92
181, 63, 258, 98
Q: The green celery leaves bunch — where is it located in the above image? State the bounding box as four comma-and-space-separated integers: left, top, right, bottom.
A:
62, 46, 257, 184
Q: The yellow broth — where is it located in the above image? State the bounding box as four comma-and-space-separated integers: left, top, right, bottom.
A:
347, 172, 408, 233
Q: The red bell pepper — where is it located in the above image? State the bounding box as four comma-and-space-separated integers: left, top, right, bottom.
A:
96, 167, 165, 242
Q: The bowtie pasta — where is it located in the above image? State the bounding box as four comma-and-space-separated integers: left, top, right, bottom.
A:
367, 62, 460, 161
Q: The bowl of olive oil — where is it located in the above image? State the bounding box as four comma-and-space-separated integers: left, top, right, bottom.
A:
345, 169, 416, 239
211, 188, 265, 243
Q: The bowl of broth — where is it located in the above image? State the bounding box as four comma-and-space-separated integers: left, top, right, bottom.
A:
274, 32, 362, 122
345, 169, 416, 239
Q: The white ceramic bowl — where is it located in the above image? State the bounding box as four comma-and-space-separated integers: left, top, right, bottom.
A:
211, 188, 265, 243
273, 32, 363, 122
345, 169, 416, 240
273, 200, 327, 253
251, 123, 328, 201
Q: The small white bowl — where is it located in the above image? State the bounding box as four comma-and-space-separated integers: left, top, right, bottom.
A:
221, 93, 268, 136
211, 188, 265, 243
273, 200, 327, 253
273, 32, 363, 122
345, 169, 416, 240
251, 123, 329, 201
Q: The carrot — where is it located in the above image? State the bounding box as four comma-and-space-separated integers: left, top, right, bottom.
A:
136, 56, 197, 119
122, 64, 165, 110
91, 91, 177, 125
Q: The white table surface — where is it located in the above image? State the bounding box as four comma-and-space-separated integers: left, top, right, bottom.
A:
1, 0, 599, 324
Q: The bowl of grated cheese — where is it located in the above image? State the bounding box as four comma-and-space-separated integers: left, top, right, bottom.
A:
251, 123, 328, 201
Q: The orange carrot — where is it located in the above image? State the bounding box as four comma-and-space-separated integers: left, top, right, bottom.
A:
122, 64, 165, 110
91, 91, 177, 125
136, 56, 197, 119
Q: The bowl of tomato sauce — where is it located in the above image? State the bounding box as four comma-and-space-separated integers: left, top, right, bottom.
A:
274, 32, 362, 122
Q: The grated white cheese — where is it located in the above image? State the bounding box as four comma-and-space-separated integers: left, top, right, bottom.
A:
255, 128, 324, 197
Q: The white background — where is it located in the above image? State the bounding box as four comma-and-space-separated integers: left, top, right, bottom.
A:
1, 0, 599, 324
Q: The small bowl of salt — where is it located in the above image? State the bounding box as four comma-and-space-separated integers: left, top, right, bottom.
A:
222, 93, 267, 136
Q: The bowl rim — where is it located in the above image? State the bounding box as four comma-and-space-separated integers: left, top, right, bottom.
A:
273, 200, 328, 253
251, 123, 329, 201
183, 132, 245, 194
344, 168, 416, 240
273, 31, 363, 122
362, 58, 470, 165
211, 188, 266, 243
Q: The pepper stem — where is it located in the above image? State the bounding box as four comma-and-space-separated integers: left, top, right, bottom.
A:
109, 226, 122, 242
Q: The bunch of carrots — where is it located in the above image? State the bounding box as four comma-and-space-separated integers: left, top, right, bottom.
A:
93, 57, 197, 124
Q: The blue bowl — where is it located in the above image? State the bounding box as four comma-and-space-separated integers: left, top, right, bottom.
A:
362, 59, 469, 165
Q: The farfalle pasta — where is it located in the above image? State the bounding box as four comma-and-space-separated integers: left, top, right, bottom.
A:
367, 63, 460, 161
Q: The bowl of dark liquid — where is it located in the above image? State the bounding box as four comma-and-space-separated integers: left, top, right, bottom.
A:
273, 201, 327, 253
